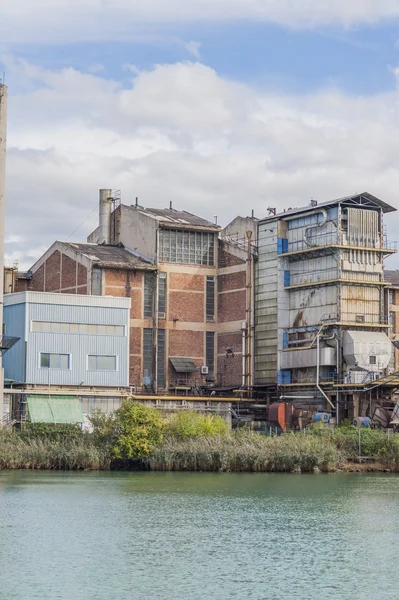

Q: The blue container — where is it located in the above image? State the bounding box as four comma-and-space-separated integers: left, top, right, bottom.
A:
313, 412, 331, 424
353, 417, 372, 428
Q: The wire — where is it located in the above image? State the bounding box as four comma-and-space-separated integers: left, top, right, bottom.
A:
66, 203, 98, 241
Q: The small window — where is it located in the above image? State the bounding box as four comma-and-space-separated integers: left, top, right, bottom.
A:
88, 355, 117, 371
88, 324, 97, 335
97, 325, 107, 335
206, 276, 215, 321
370, 355, 377, 365
158, 272, 167, 317
79, 324, 89, 334
41, 322, 51, 332
70, 323, 79, 334
60, 323, 70, 333
114, 326, 124, 336
32, 321, 41, 332
144, 273, 154, 318
106, 325, 115, 335
51, 322, 61, 333
40, 353, 70, 369
355, 315, 365, 323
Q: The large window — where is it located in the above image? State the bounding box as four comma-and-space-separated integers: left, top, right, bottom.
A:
92, 267, 102, 295
159, 229, 215, 266
143, 328, 166, 387
206, 332, 215, 378
158, 329, 166, 388
158, 273, 167, 317
206, 276, 215, 321
144, 273, 154, 318
87, 355, 117, 371
32, 321, 124, 335
40, 353, 70, 369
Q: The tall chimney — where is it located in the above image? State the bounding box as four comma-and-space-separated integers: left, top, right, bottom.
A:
0, 84, 7, 418
98, 189, 113, 244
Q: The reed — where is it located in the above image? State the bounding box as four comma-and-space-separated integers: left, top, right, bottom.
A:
146, 431, 341, 473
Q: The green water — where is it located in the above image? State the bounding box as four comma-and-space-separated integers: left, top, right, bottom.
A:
0, 472, 398, 600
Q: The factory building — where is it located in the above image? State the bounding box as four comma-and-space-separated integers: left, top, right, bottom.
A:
2, 291, 131, 422
255, 192, 398, 422
11, 191, 256, 392
0, 84, 8, 419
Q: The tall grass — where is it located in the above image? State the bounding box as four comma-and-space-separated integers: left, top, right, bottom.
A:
146, 431, 341, 473
0, 433, 110, 470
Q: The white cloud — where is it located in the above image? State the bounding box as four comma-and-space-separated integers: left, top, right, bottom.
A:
2, 0, 399, 44
4, 57, 399, 268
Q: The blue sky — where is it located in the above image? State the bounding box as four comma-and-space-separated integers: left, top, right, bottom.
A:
2, 1, 399, 268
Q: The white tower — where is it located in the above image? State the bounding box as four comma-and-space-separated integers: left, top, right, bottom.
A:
0, 84, 8, 419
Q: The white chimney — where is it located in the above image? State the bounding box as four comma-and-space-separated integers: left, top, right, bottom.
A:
0, 84, 7, 418
98, 189, 113, 245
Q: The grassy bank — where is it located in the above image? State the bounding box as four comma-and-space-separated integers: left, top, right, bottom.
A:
2, 404, 399, 472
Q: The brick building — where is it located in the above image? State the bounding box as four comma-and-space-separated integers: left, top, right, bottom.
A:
11, 191, 258, 391
384, 270, 399, 372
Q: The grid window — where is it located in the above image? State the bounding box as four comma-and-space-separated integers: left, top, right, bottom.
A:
206, 332, 215, 378
88, 355, 116, 371
40, 353, 70, 369
144, 273, 154, 318
158, 329, 166, 388
158, 273, 167, 317
369, 355, 377, 365
143, 328, 153, 383
159, 229, 215, 266
206, 276, 215, 321
32, 321, 124, 336
92, 267, 102, 295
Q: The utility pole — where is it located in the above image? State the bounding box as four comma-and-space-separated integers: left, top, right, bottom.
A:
0, 84, 8, 420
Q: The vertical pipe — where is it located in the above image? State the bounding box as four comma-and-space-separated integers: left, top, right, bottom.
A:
246, 231, 253, 389
241, 321, 246, 388
0, 84, 7, 420
98, 189, 113, 244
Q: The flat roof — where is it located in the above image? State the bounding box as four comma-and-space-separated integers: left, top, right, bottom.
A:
4, 291, 131, 310
259, 192, 396, 223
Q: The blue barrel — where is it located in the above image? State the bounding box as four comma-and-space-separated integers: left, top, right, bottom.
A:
313, 412, 331, 423
353, 417, 371, 428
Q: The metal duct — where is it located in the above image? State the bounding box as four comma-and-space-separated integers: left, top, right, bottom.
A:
98, 189, 113, 245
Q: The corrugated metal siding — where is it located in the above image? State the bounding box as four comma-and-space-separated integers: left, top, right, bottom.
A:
289, 287, 338, 328
24, 302, 130, 387
5, 291, 130, 309
255, 221, 279, 383
3, 303, 26, 382
341, 285, 381, 323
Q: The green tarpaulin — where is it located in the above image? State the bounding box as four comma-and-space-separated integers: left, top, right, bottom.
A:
27, 395, 83, 424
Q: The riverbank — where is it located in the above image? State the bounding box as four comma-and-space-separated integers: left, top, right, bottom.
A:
1, 424, 399, 473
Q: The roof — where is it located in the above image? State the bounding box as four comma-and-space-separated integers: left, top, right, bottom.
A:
4, 291, 131, 310
259, 192, 396, 223
169, 357, 198, 373
385, 270, 399, 286
130, 205, 220, 230
61, 242, 155, 270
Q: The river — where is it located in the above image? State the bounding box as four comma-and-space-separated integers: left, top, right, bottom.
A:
0, 471, 398, 599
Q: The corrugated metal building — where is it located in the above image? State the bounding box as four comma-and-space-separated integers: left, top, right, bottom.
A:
255, 192, 398, 420
3, 291, 130, 388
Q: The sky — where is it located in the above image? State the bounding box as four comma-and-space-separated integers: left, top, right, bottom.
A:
2, 0, 399, 268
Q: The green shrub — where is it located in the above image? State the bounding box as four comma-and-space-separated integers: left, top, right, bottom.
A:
18, 423, 84, 442
111, 401, 164, 460
164, 410, 229, 440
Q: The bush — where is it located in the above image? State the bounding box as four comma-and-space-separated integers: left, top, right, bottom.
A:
18, 423, 84, 442
164, 410, 229, 440
88, 401, 164, 460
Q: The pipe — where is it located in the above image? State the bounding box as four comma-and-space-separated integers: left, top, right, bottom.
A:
316, 334, 335, 409
280, 396, 315, 400
304, 209, 328, 246
246, 231, 253, 388
98, 189, 113, 244
241, 321, 246, 388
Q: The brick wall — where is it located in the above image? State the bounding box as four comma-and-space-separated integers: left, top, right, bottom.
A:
16, 251, 89, 294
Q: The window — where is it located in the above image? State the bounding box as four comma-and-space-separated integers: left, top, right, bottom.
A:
32, 321, 125, 336
369, 355, 377, 365
206, 276, 215, 321
158, 329, 166, 388
389, 312, 395, 327
159, 229, 215, 266
158, 273, 167, 317
389, 290, 394, 306
143, 329, 153, 384
40, 353, 70, 369
206, 332, 215, 378
92, 267, 102, 295
88, 355, 116, 371
144, 273, 154, 318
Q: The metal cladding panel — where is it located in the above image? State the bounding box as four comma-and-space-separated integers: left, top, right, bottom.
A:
347, 208, 379, 247
289, 287, 338, 328
4, 291, 131, 310
341, 285, 381, 322
3, 303, 26, 383
343, 331, 391, 371
286, 207, 338, 251
280, 347, 336, 369
24, 302, 130, 387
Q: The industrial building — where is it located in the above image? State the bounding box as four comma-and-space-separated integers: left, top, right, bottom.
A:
0, 84, 8, 420
255, 192, 398, 423
11, 191, 257, 394
2, 291, 131, 423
